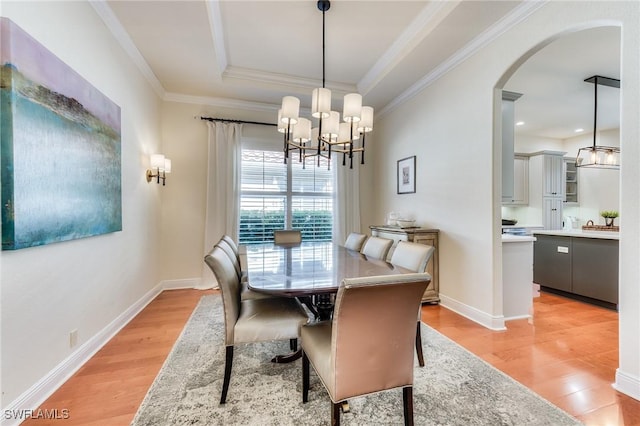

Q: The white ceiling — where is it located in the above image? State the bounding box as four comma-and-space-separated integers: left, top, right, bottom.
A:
99, 1, 621, 140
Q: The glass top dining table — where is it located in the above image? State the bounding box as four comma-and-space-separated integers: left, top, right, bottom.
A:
243, 241, 411, 297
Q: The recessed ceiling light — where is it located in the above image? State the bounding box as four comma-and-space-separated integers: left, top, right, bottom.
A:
515, 121, 525, 126
575, 128, 584, 133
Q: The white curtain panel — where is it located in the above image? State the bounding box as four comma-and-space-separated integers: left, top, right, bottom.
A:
333, 162, 361, 245
201, 121, 242, 289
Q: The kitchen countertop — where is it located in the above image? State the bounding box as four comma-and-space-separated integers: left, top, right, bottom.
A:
532, 229, 620, 240
502, 234, 536, 243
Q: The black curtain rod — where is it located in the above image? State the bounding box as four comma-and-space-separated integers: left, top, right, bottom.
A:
199, 116, 276, 127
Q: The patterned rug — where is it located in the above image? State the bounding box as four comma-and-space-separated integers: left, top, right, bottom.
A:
131, 295, 582, 425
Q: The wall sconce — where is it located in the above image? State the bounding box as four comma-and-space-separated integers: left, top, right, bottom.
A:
146, 154, 171, 185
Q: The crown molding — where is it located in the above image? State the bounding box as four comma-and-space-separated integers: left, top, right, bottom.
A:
205, 0, 227, 78
358, 0, 460, 96
378, 0, 548, 119
223, 66, 356, 95
164, 92, 278, 112
89, 0, 165, 99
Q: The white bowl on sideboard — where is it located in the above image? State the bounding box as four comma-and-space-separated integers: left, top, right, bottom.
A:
396, 219, 416, 228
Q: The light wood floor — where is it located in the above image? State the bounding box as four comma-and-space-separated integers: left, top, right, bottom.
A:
24, 289, 640, 425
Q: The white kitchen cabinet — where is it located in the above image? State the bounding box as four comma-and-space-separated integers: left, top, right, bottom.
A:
503, 155, 529, 205
543, 197, 563, 230
564, 157, 578, 205
542, 154, 564, 197
528, 151, 565, 230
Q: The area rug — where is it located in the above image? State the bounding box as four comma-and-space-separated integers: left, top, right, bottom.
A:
131, 295, 582, 426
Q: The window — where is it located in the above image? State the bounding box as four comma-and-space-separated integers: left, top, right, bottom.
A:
239, 148, 334, 244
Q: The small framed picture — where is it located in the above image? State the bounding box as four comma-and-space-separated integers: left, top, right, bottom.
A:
397, 156, 416, 194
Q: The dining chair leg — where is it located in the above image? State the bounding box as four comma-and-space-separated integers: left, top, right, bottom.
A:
403, 386, 414, 426
290, 338, 298, 351
220, 346, 234, 404
302, 351, 310, 403
331, 402, 341, 426
415, 322, 425, 367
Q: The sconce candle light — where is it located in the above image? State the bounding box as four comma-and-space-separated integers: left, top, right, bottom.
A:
146, 154, 171, 185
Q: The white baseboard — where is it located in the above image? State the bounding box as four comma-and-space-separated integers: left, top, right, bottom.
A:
1, 283, 164, 426
439, 293, 507, 331
614, 368, 640, 401
161, 277, 206, 290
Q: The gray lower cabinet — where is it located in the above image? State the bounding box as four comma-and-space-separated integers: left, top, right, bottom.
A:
571, 238, 618, 304
533, 235, 572, 292
533, 234, 618, 305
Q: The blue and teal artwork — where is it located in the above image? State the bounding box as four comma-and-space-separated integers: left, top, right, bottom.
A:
1, 18, 122, 250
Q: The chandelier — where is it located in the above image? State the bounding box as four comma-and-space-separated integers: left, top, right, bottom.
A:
277, 0, 373, 169
575, 75, 620, 169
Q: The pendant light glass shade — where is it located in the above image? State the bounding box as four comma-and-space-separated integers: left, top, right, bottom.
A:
575, 75, 620, 169
312, 88, 332, 118
576, 145, 620, 168
343, 93, 362, 122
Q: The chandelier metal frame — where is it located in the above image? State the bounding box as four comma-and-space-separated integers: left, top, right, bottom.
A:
278, 0, 372, 169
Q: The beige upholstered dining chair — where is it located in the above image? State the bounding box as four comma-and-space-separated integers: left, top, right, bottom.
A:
301, 273, 431, 426
360, 236, 393, 260
216, 239, 271, 301
273, 229, 302, 244
204, 246, 309, 404
390, 241, 436, 367
343, 232, 367, 251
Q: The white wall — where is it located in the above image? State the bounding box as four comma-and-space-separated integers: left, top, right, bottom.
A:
1, 1, 162, 408
368, 1, 639, 399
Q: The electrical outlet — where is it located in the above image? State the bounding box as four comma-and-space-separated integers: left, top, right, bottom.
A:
69, 329, 78, 348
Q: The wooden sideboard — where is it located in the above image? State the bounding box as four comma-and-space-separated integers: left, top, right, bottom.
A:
369, 226, 440, 303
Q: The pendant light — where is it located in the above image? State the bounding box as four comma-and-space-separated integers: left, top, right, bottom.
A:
277, 0, 373, 169
575, 75, 620, 169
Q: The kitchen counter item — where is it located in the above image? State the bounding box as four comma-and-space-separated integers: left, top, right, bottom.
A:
532, 229, 619, 240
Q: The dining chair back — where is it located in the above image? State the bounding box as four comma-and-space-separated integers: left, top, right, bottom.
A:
389, 241, 436, 368
217, 239, 242, 280
216, 240, 271, 301
274, 229, 302, 244
390, 241, 435, 273
221, 235, 240, 256
360, 236, 393, 260
301, 272, 431, 425
343, 232, 367, 251
204, 246, 309, 403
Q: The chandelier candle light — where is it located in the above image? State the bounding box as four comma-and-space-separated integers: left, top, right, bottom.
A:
278, 0, 373, 169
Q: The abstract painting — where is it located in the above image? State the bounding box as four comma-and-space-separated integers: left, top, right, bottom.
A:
1, 18, 122, 250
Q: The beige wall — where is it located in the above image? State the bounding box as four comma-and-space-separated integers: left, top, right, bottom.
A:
370, 1, 639, 398
1, 1, 162, 406
159, 101, 282, 283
